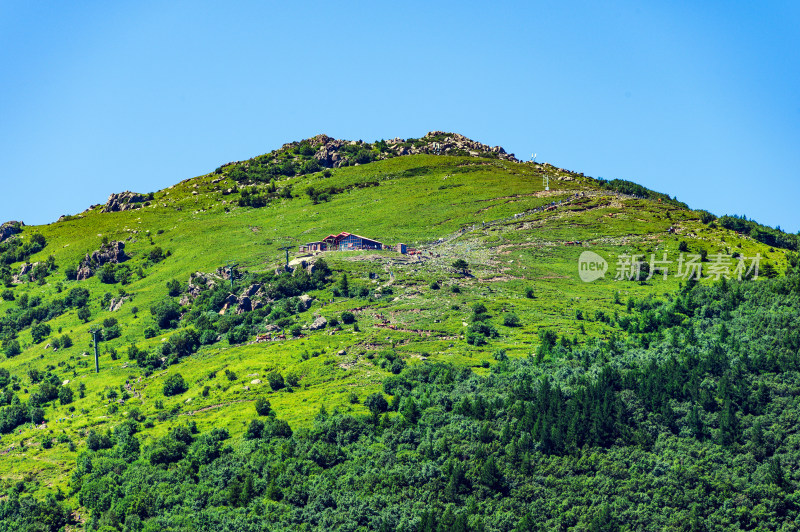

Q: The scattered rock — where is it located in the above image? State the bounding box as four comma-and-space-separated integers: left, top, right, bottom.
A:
337, 349, 347, 356
250, 379, 261, 385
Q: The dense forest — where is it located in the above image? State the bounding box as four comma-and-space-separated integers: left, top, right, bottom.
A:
4, 259, 800, 530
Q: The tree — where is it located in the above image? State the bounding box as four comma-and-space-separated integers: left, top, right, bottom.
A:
480, 456, 502, 491
452, 259, 469, 273
341, 311, 355, 324
58, 386, 73, 405
503, 313, 520, 327
339, 273, 349, 296
4, 339, 21, 358
97, 263, 117, 284
267, 372, 285, 391
254, 397, 272, 416
77, 307, 91, 323
166, 279, 181, 297
30, 322, 51, 344
401, 397, 421, 424
163, 373, 187, 396
365, 393, 388, 418
151, 297, 180, 329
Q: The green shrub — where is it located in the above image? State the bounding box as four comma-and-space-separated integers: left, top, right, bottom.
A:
254, 397, 272, 416
97, 263, 117, 284
341, 311, 355, 324
452, 259, 469, 271
163, 373, 187, 396
267, 372, 285, 391
151, 297, 180, 329
365, 393, 388, 416
167, 279, 182, 297
4, 340, 21, 357
503, 313, 520, 327
30, 322, 51, 344
525, 287, 535, 299
58, 386, 73, 405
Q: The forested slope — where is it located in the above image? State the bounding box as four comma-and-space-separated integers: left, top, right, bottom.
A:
6, 259, 799, 531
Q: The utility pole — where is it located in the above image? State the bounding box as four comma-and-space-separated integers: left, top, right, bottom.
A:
88, 328, 101, 373
278, 246, 293, 270
225, 260, 238, 289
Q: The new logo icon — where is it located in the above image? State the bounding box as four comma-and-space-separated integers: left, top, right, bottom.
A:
578, 251, 608, 282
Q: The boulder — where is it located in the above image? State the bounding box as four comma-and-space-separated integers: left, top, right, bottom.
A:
309, 316, 328, 330
243, 283, 261, 297
299, 294, 314, 310
237, 296, 252, 314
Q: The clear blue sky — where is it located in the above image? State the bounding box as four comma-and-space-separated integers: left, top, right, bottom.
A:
2, 1, 798, 231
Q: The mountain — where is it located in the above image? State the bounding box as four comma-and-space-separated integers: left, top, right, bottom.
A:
1, 132, 799, 530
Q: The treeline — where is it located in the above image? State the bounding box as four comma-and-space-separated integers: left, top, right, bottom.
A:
597, 178, 689, 209
52, 265, 800, 530
718, 214, 800, 251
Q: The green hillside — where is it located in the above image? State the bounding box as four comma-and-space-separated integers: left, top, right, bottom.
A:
1, 132, 798, 530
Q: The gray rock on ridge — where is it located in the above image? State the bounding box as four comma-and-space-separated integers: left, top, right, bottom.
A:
102, 191, 146, 213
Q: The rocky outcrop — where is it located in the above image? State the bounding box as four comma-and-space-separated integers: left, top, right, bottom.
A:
76, 241, 129, 280
109, 297, 129, 312
76, 266, 93, 281
279, 131, 519, 170
0, 221, 23, 243
102, 192, 145, 213
415, 131, 516, 160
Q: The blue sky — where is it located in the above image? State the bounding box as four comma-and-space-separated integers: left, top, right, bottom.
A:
1, 1, 798, 231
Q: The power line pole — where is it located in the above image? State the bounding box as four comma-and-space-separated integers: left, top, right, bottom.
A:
88, 328, 101, 373
278, 246, 293, 270
225, 260, 238, 289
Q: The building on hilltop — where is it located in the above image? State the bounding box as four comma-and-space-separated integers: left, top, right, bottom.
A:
299, 232, 385, 252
